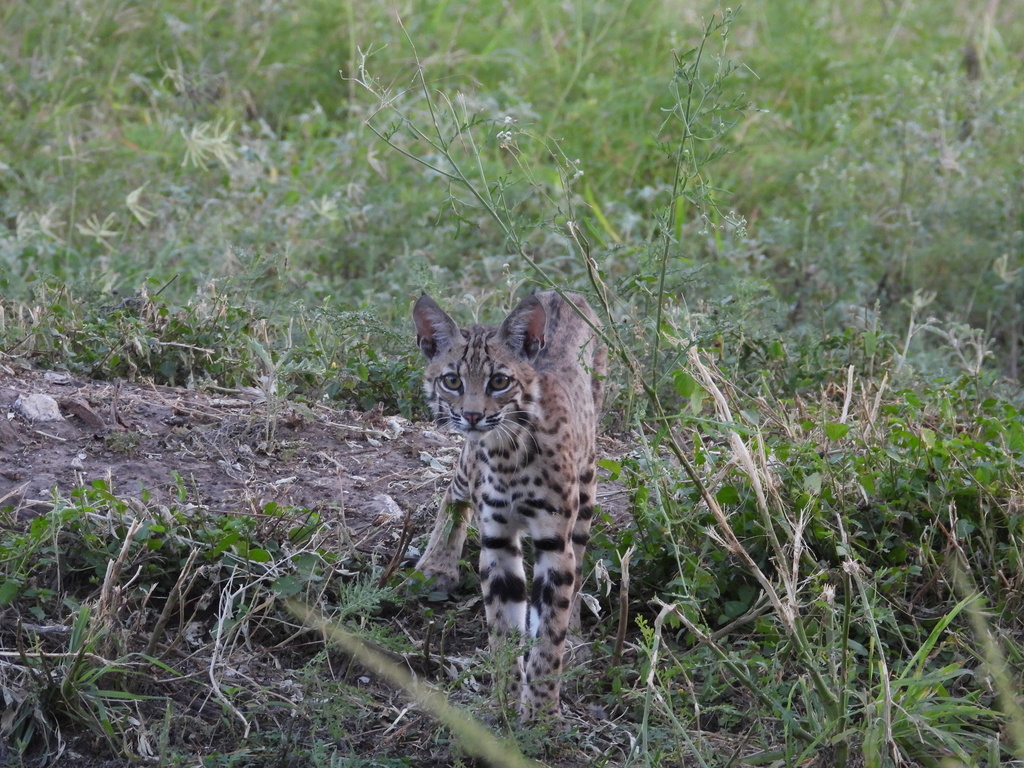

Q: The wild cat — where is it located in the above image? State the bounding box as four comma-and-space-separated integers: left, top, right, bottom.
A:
412, 290, 606, 717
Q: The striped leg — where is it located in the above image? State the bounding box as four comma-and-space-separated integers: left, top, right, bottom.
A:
568, 461, 598, 631
522, 510, 577, 717
414, 487, 472, 594
479, 516, 528, 704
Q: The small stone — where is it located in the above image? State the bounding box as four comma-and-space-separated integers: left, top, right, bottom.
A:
62, 397, 106, 430
14, 393, 64, 422
421, 430, 448, 444
373, 493, 404, 523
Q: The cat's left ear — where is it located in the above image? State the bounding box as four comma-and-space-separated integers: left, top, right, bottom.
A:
499, 294, 546, 361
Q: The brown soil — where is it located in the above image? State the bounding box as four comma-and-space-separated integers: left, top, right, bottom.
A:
0, 364, 448, 532
0, 362, 634, 767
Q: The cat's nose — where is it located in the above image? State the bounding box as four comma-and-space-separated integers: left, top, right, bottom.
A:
463, 411, 484, 427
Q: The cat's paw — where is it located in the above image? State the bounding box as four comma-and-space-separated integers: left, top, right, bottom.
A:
411, 564, 461, 596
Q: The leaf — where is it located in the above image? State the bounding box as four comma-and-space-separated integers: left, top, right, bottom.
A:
579, 592, 602, 618
1007, 419, 1024, 453
0, 578, 21, 605
905, 594, 979, 678
207, 532, 240, 560
689, 386, 705, 415
272, 575, 304, 598
247, 548, 271, 563
672, 369, 698, 398
597, 458, 622, 481
824, 422, 851, 441
716, 485, 740, 504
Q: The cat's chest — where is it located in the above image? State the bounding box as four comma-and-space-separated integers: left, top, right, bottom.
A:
462, 436, 544, 488
459, 427, 574, 508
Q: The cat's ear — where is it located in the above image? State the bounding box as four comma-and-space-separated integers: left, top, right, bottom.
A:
413, 294, 460, 360
499, 294, 546, 361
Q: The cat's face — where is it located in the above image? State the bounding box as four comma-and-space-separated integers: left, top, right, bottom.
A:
413, 295, 545, 438
426, 335, 528, 435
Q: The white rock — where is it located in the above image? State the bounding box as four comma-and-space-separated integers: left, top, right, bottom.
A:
14, 393, 64, 422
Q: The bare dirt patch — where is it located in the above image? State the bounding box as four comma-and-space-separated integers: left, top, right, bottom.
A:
0, 363, 448, 538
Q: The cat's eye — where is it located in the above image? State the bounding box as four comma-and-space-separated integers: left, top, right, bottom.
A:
440, 373, 462, 391
489, 373, 511, 391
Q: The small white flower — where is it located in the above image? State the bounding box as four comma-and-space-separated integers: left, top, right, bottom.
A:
497, 130, 517, 151
180, 119, 238, 171
821, 583, 835, 607
15, 211, 36, 240
126, 184, 155, 227
76, 213, 120, 250
35, 206, 64, 241
311, 195, 339, 222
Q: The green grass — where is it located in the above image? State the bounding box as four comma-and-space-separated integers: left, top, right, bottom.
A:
3, 0, 1024, 765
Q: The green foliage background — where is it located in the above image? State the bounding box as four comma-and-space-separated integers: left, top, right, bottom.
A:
2, 0, 1024, 766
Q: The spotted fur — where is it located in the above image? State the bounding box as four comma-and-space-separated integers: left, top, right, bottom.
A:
412, 290, 606, 717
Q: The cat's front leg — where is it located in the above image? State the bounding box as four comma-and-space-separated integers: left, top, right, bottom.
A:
522, 508, 577, 719
478, 512, 528, 707
414, 486, 472, 593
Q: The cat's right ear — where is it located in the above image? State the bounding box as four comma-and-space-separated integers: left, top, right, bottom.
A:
413, 294, 460, 360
